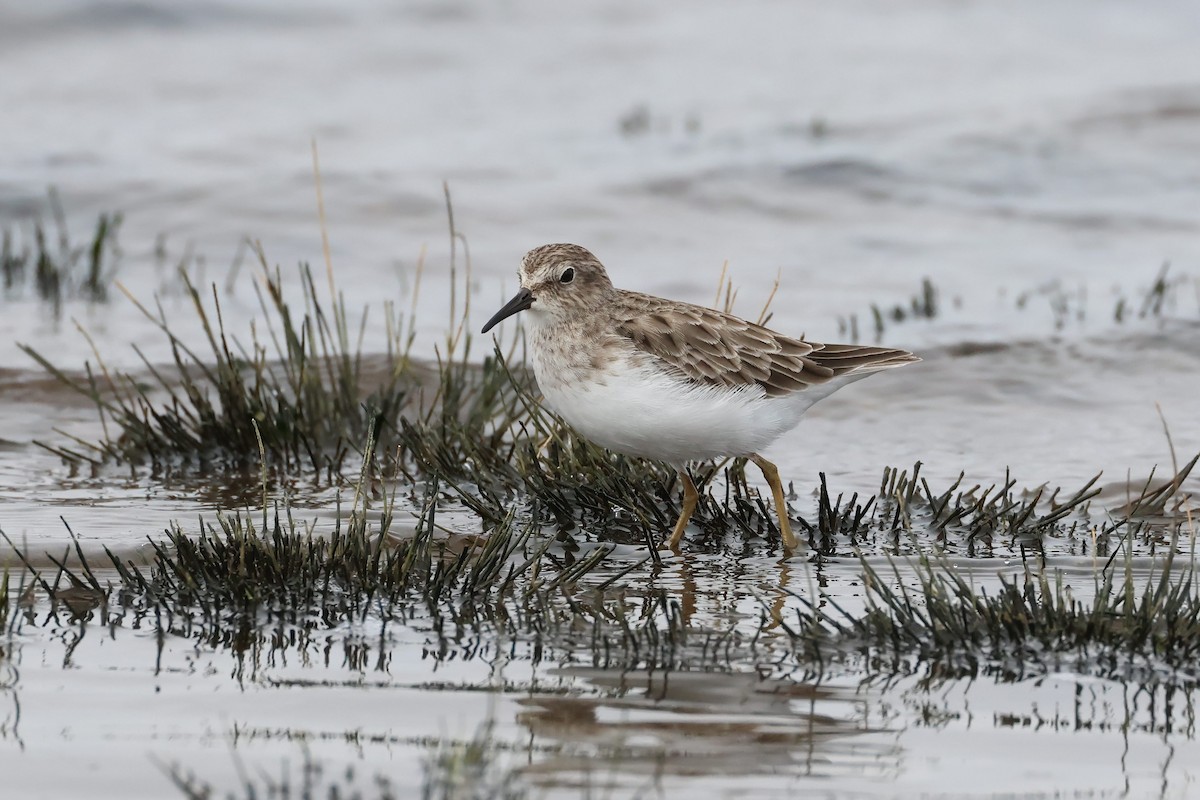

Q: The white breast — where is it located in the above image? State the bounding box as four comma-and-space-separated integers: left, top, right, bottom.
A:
530, 346, 812, 465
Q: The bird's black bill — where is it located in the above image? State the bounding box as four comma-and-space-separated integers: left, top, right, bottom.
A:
481, 287, 534, 333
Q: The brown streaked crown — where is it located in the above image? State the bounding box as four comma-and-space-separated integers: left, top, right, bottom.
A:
521, 243, 612, 291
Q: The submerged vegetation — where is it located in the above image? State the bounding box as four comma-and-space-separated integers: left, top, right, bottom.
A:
2, 444, 1196, 690
792, 550, 1200, 684
167, 720, 525, 800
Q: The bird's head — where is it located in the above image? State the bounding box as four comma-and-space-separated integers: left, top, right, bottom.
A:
481, 243, 614, 333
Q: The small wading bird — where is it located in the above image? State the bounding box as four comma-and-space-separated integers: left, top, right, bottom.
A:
482, 244, 918, 552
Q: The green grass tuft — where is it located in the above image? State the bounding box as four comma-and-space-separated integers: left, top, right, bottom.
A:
785, 548, 1200, 685
21, 252, 416, 473
1, 189, 120, 314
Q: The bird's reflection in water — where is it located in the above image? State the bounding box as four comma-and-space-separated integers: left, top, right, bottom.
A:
516, 666, 899, 789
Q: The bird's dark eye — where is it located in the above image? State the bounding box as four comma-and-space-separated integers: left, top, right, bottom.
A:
560, 267, 575, 284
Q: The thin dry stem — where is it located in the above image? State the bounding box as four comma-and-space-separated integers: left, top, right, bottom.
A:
312, 139, 336, 300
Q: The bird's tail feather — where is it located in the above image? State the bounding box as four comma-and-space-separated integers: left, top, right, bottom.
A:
806, 343, 920, 377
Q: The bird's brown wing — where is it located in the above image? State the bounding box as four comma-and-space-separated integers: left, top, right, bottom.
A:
613, 291, 917, 398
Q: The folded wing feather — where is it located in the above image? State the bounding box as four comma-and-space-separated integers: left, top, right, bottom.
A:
614, 291, 917, 398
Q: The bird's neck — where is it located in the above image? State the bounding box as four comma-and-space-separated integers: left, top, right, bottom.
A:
526, 312, 613, 389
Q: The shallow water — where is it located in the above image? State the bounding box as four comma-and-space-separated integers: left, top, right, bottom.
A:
3, 1, 1200, 797
6, 550, 1200, 799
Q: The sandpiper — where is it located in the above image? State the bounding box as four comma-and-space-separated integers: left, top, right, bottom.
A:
482, 244, 918, 552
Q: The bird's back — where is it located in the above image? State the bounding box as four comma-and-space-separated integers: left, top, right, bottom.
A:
610, 289, 918, 400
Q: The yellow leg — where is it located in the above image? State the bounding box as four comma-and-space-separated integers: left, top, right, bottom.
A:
750, 454, 799, 551
664, 470, 699, 551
